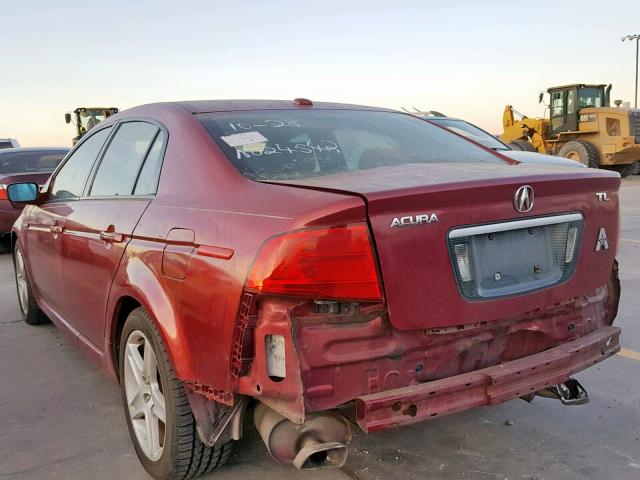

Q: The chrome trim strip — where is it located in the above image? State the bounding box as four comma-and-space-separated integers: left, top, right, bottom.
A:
449, 213, 583, 239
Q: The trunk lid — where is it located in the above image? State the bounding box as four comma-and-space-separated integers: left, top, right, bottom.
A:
278, 163, 620, 330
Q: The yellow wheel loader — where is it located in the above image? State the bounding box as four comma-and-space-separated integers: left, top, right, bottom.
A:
500, 84, 640, 176
65, 107, 118, 145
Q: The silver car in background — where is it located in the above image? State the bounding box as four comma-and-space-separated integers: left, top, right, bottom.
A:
421, 115, 586, 168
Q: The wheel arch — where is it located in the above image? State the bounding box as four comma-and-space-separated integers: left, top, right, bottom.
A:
10, 224, 23, 260
10, 228, 36, 291
110, 295, 144, 380
106, 254, 196, 383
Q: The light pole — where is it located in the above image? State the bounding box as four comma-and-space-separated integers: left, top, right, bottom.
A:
622, 34, 640, 108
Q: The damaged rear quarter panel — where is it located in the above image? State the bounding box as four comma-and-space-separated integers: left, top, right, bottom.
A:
239, 265, 620, 424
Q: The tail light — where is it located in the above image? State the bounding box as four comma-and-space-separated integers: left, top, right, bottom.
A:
245, 224, 383, 301
0, 184, 6, 200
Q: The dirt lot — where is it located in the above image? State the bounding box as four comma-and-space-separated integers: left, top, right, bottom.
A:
1, 178, 640, 480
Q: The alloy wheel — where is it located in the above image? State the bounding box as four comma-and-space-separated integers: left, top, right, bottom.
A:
565, 151, 582, 163
124, 330, 166, 461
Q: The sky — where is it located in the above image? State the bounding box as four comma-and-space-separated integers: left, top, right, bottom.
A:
2, 0, 639, 147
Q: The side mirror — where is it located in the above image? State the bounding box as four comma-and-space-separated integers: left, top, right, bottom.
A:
538, 92, 544, 104
7, 182, 39, 205
65, 113, 72, 124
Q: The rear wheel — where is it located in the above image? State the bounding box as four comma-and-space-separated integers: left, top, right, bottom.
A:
557, 140, 600, 168
119, 307, 234, 479
13, 244, 47, 325
608, 162, 638, 178
508, 139, 537, 152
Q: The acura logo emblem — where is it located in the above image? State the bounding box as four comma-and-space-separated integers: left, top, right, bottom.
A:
514, 185, 534, 212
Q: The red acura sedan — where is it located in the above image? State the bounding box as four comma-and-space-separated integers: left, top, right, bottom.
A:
8, 100, 621, 479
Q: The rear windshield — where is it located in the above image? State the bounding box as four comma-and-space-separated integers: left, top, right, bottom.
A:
197, 110, 504, 180
0, 150, 67, 175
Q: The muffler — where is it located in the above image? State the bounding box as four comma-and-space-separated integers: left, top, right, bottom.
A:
254, 402, 352, 470
536, 378, 589, 405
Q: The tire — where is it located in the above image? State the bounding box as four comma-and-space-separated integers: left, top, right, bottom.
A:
119, 307, 234, 479
557, 140, 600, 168
0, 235, 10, 254
13, 244, 47, 325
609, 162, 638, 178
508, 139, 537, 152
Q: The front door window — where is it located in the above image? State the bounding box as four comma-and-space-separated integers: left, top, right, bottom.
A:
49, 127, 112, 200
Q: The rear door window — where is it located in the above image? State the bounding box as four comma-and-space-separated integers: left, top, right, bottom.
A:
197, 109, 503, 181
134, 130, 167, 195
90, 122, 159, 196
49, 127, 112, 200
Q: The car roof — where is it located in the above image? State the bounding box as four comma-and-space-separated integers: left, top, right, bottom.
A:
424, 116, 461, 122
547, 84, 608, 91
422, 116, 511, 148
166, 99, 397, 114
0, 147, 68, 154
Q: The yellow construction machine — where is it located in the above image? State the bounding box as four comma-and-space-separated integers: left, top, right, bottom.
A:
65, 107, 118, 145
500, 84, 640, 176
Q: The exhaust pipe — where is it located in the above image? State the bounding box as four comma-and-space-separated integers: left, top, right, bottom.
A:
535, 378, 589, 406
254, 402, 352, 470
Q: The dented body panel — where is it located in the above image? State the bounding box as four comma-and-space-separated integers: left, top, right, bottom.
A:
236, 269, 619, 425
356, 325, 620, 432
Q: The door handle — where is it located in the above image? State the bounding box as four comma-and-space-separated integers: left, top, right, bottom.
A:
49, 225, 63, 234
99, 231, 124, 243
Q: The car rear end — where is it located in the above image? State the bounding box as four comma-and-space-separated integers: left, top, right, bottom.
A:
288, 164, 620, 432
1, 173, 46, 236
0, 184, 18, 236
238, 167, 619, 423
0, 148, 68, 236
196, 105, 621, 468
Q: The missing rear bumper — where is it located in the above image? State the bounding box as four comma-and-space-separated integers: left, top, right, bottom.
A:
355, 326, 620, 433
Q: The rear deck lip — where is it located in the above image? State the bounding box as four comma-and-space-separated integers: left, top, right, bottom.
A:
355, 326, 620, 433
